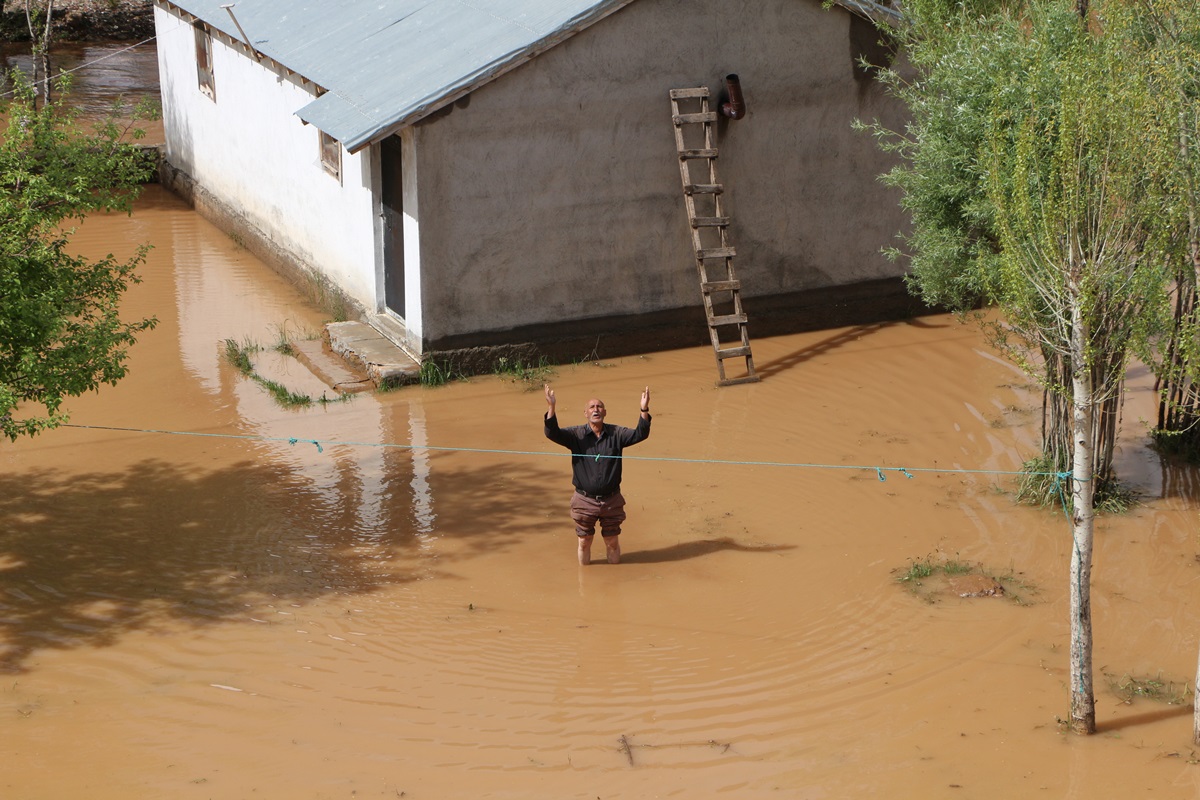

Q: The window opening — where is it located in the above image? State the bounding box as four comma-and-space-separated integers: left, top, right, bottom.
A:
319, 130, 342, 181
194, 23, 215, 100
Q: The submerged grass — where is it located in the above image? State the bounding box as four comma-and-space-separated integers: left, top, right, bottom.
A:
270, 322, 300, 357
898, 557, 936, 583
896, 554, 1034, 605
1016, 453, 1137, 514
223, 337, 255, 376
1106, 672, 1192, 706
898, 554, 974, 583
493, 355, 554, 385
258, 377, 313, 408
417, 353, 554, 388
222, 336, 351, 408
1016, 453, 1068, 508
419, 357, 465, 387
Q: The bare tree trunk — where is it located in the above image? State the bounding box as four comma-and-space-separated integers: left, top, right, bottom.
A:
1039, 346, 1122, 506
1195, 638, 1200, 744
23, 0, 54, 108
1044, 349, 1072, 472
1068, 295, 1097, 735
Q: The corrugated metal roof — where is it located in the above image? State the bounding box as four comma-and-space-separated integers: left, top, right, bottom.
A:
163, 0, 901, 154
164, 0, 635, 153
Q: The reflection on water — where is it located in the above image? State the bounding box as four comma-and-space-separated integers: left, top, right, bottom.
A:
1, 187, 1199, 799
408, 398, 437, 537
1, 40, 162, 141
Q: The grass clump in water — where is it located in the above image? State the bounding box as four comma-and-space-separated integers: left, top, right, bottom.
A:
896, 554, 974, 583
898, 557, 936, 584
223, 336, 350, 408
895, 554, 1033, 605
224, 337, 256, 375
270, 322, 298, 357
493, 355, 554, 385
1016, 453, 1137, 514
1016, 453, 1068, 508
1106, 672, 1192, 706
419, 357, 465, 387
941, 559, 973, 576
1094, 480, 1138, 514
259, 377, 312, 408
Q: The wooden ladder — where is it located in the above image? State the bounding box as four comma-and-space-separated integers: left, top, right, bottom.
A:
669, 86, 759, 386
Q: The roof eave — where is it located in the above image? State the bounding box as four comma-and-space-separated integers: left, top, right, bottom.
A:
328, 0, 637, 154
831, 0, 903, 27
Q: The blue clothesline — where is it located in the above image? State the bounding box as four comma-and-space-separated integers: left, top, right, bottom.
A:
61, 423, 1073, 485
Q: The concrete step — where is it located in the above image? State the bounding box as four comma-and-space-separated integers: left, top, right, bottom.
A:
325, 320, 421, 389
290, 338, 376, 394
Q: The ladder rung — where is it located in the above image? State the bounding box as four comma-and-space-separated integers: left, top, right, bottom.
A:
718, 375, 761, 387
679, 148, 718, 159
673, 112, 718, 125
696, 247, 735, 259
702, 280, 740, 292
716, 346, 752, 359
684, 184, 723, 195
670, 87, 709, 99
691, 216, 729, 227
710, 313, 748, 326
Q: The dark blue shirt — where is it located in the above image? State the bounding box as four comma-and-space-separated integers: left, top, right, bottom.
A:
544, 413, 651, 496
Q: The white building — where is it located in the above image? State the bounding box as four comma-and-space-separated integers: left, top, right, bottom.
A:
153, 0, 912, 365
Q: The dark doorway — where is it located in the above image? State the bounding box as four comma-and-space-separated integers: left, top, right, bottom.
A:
381, 134, 405, 316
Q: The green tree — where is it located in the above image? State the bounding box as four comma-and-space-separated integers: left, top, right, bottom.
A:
865, 0, 1156, 502
0, 72, 158, 440
1136, 2, 1200, 458
985, 5, 1170, 733
865, 0, 1174, 734
1127, 0, 1200, 749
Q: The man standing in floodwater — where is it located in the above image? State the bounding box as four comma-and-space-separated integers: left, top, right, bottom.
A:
544, 384, 651, 565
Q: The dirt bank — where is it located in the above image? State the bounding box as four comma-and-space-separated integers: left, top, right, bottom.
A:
1, 0, 153, 43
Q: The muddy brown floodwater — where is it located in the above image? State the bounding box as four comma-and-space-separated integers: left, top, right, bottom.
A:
3, 186, 1200, 799
1, 40, 164, 143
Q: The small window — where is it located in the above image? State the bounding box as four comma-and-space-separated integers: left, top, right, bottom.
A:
319, 131, 342, 181
194, 23, 215, 100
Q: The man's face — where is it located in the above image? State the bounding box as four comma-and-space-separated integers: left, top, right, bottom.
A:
585, 398, 606, 425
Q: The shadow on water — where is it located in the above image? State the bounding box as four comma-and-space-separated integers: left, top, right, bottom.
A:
755, 322, 896, 380
620, 537, 795, 564
0, 458, 382, 673
1096, 704, 1192, 734
0, 453, 564, 673
755, 317, 972, 381
421, 453, 565, 553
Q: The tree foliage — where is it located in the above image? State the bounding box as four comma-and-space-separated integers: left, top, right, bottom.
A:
0, 72, 158, 440
981, 3, 1172, 733
861, 0, 1193, 735
864, 0, 1192, 498
985, 3, 1171, 393
1131, 1, 1200, 456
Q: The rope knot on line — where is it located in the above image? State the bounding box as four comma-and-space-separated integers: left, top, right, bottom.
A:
876, 466, 915, 481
